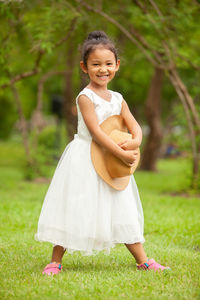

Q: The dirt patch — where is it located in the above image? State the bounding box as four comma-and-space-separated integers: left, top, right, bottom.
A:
164, 191, 200, 198
33, 177, 51, 184
170, 192, 200, 198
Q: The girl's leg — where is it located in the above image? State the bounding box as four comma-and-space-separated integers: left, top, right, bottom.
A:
125, 242, 171, 271
43, 245, 66, 275
125, 242, 148, 264
51, 245, 66, 263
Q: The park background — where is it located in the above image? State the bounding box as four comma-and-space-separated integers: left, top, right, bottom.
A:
0, 0, 200, 299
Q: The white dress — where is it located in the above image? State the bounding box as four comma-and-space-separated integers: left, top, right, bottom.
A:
35, 88, 145, 256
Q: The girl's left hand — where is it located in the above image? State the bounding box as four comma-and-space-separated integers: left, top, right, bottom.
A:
118, 139, 139, 151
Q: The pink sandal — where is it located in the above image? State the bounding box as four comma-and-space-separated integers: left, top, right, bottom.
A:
42, 262, 63, 275
137, 259, 171, 272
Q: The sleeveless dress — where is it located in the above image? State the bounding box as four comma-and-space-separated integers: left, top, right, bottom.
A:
35, 88, 145, 256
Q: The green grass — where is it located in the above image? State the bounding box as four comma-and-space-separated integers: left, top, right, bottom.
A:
0, 140, 200, 300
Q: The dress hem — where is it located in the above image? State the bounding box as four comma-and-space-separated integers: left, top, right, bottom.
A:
35, 234, 145, 256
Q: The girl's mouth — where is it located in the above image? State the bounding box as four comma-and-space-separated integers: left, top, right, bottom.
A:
97, 75, 109, 80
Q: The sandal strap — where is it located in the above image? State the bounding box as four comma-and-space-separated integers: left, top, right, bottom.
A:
44, 263, 62, 271
137, 259, 155, 269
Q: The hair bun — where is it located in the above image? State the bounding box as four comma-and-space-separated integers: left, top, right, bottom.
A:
87, 31, 108, 41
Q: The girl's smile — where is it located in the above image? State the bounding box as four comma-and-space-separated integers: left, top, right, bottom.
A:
80, 47, 120, 89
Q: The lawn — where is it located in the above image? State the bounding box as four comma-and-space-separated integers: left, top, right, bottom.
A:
0, 139, 200, 300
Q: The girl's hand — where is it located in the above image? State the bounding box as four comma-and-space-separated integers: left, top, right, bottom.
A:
118, 139, 139, 151
120, 149, 139, 167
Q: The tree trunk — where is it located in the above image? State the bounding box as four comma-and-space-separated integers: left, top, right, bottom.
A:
63, 42, 77, 140
168, 68, 200, 189
140, 67, 164, 171
11, 84, 33, 167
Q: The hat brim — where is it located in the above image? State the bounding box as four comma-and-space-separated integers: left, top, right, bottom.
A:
91, 115, 140, 191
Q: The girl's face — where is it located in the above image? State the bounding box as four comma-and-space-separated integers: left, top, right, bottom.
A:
80, 47, 120, 88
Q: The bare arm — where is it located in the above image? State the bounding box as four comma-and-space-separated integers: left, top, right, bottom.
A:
119, 100, 143, 150
78, 95, 137, 166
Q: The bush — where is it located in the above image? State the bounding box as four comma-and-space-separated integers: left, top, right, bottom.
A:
24, 123, 67, 179
0, 96, 17, 139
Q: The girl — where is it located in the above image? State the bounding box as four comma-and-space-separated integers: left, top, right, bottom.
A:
35, 31, 170, 274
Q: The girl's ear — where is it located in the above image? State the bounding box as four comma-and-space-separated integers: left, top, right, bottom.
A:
115, 59, 120, 72
80, 61, 88, 73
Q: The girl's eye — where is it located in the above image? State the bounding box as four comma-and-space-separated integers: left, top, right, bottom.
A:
93, 64, 99, 66
107, 63, 113, 66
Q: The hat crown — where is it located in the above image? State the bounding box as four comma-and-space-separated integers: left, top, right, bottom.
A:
105, 129, 134, 178
91, 115, 140, 190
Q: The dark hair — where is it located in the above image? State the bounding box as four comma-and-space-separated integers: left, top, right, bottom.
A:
81, 31, 118, 66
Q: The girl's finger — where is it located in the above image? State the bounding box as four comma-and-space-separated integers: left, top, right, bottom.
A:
118, 140, 128, 146
118, 142, 125, 147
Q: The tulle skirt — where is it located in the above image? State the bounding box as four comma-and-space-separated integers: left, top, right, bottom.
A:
35, 134, 145, 256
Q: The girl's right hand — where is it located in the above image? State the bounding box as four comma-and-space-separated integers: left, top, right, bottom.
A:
119, 149, 139, 167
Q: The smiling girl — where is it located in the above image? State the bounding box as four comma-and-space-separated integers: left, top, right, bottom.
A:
35, 31, 170, 275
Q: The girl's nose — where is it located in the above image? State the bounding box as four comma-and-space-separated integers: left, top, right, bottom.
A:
99, 66, 107, 72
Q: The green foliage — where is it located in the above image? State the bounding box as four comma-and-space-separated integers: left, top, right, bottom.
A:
35, 125, 58, 160
0, 0, 78, 139
22, 1, 77, 54
28, 125, 60, 178
0, 95, 17, 139
1, 0, 200, 121
163, 102, 191, 151
166, 102, 200, 157
24, 122, 67, 179
0, 0, 200, 191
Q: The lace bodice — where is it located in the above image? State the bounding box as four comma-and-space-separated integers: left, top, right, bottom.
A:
76, 88, 123, 140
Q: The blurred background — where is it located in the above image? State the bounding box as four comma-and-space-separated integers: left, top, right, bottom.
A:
0, 0, 200, 193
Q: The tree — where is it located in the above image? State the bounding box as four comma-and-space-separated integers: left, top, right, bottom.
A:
0, 1, 78, 176
1, 0, 200, 190
140, 67, 164, 170
76, 0, 200, 189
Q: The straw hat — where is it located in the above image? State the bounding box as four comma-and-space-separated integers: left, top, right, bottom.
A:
91, 115, 140, 191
